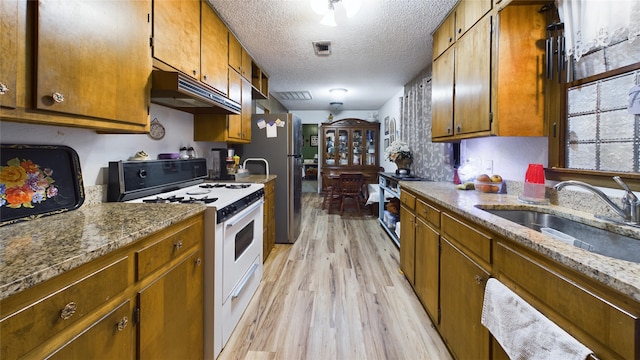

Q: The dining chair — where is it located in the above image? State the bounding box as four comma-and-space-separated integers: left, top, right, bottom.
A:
338, 173, 365, 216
321, 172, 341, 213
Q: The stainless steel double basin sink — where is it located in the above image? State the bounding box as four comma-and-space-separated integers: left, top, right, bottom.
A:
476, 207, 640, 263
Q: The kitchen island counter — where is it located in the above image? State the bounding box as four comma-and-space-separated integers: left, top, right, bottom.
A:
401, 181, 640, 303
0, 202, 206, 301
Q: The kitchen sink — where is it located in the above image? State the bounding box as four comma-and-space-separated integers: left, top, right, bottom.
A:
476, 208, 640, 263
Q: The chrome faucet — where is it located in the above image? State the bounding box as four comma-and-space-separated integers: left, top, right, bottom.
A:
242, 158, 270, 176
554, 176, 640, 225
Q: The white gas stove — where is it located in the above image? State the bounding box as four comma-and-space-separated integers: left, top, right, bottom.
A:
108, 158, 264, 360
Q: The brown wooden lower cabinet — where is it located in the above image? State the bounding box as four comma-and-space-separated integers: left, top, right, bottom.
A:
263, 178, 276, 262
0, 214, 204, 360
440, 238, 490, 359
399, 189, 640, 360
138, 248, 203, 359
48, 299, 134, 360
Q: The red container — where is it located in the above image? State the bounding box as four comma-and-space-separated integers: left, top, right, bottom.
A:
524, 164, 545, 184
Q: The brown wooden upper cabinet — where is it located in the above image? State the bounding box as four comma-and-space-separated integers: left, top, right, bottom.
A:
201, 2, 229, 96
152, 0, 229, 97
34, 0, 151, 130
152, 0, 200, 78
431, 3, 548, 142
0, 0, 17, 110
432, 0, 492, 60
229, 33, 252, 81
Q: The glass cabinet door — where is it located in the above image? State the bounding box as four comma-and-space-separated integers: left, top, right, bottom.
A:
365, 129, 377, 165
352, 130, 363, 165
324, 129, 335, 165
338, 129, 349, 166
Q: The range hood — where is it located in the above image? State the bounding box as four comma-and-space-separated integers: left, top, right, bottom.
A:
151, 70, 241, 114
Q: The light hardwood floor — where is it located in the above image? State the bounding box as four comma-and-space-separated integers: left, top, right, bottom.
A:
218, 193, 452, 360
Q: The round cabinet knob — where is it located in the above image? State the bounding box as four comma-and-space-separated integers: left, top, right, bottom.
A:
446, 127, 451, 134
474, 275, 485, 285
203, 74, 208, 81
116, 316, 128, 332
194, 258, 202, 266
192, 69, 197, 76
174, 241, 183, 251
0, 83, 9, 95
456, 125, 462, 133
52, 92, 65, 103
60, 302, 77, 320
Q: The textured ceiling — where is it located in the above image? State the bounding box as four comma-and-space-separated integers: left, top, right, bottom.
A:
209, 0, 458, 112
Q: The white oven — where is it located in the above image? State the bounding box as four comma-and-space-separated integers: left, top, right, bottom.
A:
211, 198, 263, 358
107, 158, 264, 360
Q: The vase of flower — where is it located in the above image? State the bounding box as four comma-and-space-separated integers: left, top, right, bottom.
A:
384, 140, 413, 176
394, 157, 412, 176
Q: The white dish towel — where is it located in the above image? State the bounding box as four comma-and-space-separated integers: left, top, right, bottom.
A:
481, 278, 594, 360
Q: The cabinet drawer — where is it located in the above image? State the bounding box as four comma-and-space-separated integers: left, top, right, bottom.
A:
416, 199, 440, 228
136, 221, 202, 280
496, 242, 638, 360
1, 256, 129, 360
47, 299, 134, 359
441, 213, 491, 267
400, 190, 416, 210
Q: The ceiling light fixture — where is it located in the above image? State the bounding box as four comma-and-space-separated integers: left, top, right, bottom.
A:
329, 88, 348, 101
311, 0, 362, 26
329, 88, 347, 109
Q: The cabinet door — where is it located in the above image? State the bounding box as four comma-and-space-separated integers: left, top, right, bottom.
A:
0, 0, 17, 109
48, 300, 134, 360
365, 129, 377, 165
152, 0, 200, 78
227, 71, 243, 140
399, 205, 416, 286
456, 0, 492, 40
323, 129, 336, 166
240, 78, 252, 141
352, 129, 363, 165
36, 0, 151, 127
229, 33, 242, 75
432, 12, 455, 60
201, 2, 228, 96
138, 249, 203, 360
454, 15, 491, 135
241, 49, 252, 80
337, 129, 349, 166
415, 219, 439, 323
432, 48, 455, 138
227, 78, 251, 142
440, 238, 490, 360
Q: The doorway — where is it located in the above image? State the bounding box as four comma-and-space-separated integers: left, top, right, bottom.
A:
302, 124, 319, 193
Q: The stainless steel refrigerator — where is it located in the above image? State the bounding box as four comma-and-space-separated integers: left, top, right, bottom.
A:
239, 113, 302, 244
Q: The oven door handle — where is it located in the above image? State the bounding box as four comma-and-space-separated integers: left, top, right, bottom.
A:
225, 200, 264, 228
231, 263, 259, 299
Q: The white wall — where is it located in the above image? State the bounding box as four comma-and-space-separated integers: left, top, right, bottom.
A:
376, 90, 404, 172
460, 136, 548, 182
0, 104, 226, 186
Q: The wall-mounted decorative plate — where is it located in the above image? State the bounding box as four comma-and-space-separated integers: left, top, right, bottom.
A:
148, 117, 166, 140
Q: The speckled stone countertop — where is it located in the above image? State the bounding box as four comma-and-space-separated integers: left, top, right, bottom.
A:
401, 181, 640, 303
0, 202, 206, 301
230, 174, 277, 184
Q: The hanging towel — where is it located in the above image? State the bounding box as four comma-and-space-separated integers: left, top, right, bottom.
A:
481, 278, 594, 360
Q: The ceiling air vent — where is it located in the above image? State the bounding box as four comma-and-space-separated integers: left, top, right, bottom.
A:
274, 91, 313, 101
312, 41, 332, 56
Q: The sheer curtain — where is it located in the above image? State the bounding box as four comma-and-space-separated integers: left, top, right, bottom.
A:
557, 0, 640, 61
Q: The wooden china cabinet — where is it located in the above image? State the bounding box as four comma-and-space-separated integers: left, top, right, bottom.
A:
320, 118, 381, 185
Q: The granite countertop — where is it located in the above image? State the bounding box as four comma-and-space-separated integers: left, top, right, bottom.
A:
231, 174, 277, 184
401, 181, 640, 303
0, 202, 206, 301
